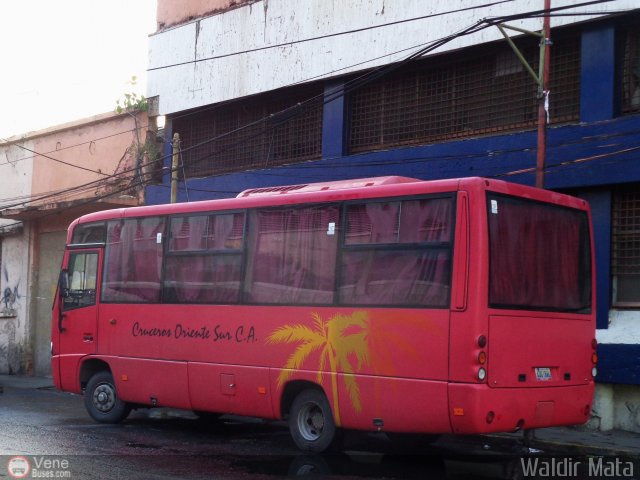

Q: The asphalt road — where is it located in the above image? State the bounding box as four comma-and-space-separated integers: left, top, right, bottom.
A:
1, 384, 638, 479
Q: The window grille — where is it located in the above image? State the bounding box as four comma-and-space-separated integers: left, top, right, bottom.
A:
173, 84, 323, 178
612, 187, 640, 306
348, 32, 580, 153
622, 28, 640, 114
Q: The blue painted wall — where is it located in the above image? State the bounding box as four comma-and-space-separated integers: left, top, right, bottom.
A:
148, 24, 640, 202
597, 344, 640, 385
579, 191, 612, 331
147, 114, 640, 204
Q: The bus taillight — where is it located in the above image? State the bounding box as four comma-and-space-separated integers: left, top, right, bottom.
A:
591, 338, 598, 378
476, 336, 487, 381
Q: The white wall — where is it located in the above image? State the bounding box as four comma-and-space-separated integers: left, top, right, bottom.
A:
148, 0, 638, 115
0, 140, 34, 215
0, 139, 35, 373
0, 227, 32, 374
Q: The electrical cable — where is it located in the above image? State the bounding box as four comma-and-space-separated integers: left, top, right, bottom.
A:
147, 0, 614, 72
0, 0, 626, 213
0, 0, 619, 174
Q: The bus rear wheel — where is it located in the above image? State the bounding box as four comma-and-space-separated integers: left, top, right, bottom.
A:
84, 371, 131, 423
289, 389, 339, 453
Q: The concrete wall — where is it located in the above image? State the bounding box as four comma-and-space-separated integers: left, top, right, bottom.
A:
29, 112, 147, 203
31, 229, 67, 377
0, 140, 34, 213
0, 226, 32, 374
0, 111, 148, 376
0, 136, 34, 374
148, 0, 638, 116
590, 384, 640, 432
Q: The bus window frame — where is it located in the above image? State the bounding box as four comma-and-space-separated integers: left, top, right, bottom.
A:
486, 192, 593, 314
242, 201, 341, 307
337, 193, 457, 309
100, 216, 168, 305
163, 210, 248, 305
77, 192, 458, 309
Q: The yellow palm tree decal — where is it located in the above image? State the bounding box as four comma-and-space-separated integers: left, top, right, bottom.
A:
266, 311, 370, 425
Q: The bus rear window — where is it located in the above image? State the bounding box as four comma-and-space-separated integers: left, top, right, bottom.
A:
488, 194, 591, 313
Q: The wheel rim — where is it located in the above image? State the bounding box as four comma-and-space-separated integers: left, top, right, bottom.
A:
296, 401, 325, 441
93, 382, 116, 413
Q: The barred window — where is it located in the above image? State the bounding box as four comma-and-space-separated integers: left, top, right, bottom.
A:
612, 187, 640, 306
173, 84, 323, 178
348, 32, 580, 153
622, 28, 640, 114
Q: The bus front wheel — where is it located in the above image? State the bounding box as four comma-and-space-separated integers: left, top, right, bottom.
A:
289, 389, 340, 453
84, 371, 131, 423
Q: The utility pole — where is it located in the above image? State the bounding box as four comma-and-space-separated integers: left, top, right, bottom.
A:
170, 133, 180, 203
496, 0, 552, 189
536, 0, 551, 189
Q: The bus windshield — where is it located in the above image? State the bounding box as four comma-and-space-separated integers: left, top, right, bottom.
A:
487, 193, 592, 313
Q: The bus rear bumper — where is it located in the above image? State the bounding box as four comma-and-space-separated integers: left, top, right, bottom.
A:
448, 383, 594, 434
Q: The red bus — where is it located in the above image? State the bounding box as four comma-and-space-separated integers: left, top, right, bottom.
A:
51, 176, 596, 452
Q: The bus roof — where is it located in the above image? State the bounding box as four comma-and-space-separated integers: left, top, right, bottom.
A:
69, 176, 590, 231
236, 176, 421, 198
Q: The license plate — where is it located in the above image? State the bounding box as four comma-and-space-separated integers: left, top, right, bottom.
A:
535, 367, 552, 381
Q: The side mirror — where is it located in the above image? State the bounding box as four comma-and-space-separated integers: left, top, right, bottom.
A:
59, 269, 70, 298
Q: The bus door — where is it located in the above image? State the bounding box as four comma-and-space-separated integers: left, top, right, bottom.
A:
56, 248, 101, 391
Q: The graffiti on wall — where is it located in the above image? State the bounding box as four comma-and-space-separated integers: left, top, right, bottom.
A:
1, 266, 21, 317
0, 265, 22, 374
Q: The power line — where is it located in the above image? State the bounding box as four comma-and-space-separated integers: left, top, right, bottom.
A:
0, 0, 619, 178
0, 121, 150, 168
0, 1, 622, 213
11, 144, 110, 176
148, 0, 617, 73
147, 0, 519, 72
160, 1, 617, 175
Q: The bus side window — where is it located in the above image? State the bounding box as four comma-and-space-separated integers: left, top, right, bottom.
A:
245, 204, 339, 304
339, 197, 453, 307
63, 252, 98, 310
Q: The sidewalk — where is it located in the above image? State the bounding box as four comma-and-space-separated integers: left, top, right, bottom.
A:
1, 374, 639, 457
0, 373, 53, 390
486, 427, 640, 457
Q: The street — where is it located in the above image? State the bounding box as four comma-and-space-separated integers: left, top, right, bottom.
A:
1, 382, 639, 479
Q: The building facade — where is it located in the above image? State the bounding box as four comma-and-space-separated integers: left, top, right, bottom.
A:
146, 0, 640, 431
0, 111, 150, 376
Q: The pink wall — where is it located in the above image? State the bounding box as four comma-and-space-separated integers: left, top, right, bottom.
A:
29, 112, 148, 206
157, 0, 259, 29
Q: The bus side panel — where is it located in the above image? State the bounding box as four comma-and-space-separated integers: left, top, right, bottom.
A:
488, 314, 594, 388
51, 356, 61, 390
337, 376, 451, 433
109, 357, 191, 410
189, 362, 274, 418
58, 354, 84, 393
448, 383, 593, 433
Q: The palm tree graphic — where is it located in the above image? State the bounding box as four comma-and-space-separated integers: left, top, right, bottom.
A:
266, 311, 371, 426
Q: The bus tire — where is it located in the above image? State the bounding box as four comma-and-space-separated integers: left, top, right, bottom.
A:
289, 389, 339, 453
84, 371, 131, 423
